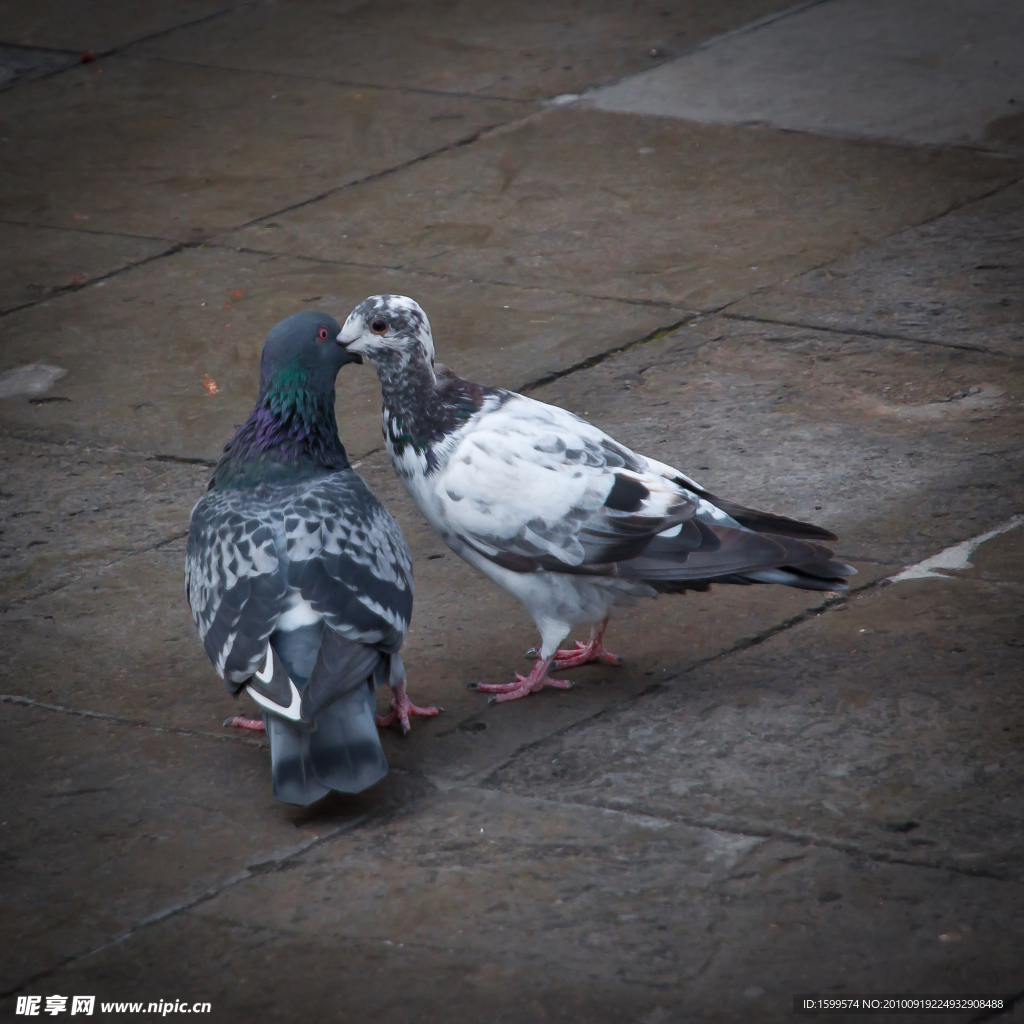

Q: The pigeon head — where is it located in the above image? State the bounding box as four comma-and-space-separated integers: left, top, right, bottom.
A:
338, 295, 435, 376
211, 312, 356, 489
259, 310, 359, 396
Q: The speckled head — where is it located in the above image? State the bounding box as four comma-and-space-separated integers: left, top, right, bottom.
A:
337, 295, 435, 373
259, 310, 360, 396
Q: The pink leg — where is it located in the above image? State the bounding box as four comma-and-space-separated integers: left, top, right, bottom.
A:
223, 716, 266, 731
376, 680, 440, 735
473, 655, 576, 704
551, 619, 622, 670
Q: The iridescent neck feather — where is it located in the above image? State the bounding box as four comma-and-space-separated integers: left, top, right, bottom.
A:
211, 360, 349, 490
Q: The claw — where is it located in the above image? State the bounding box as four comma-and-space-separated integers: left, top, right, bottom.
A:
550, 619, 622, 670
474, 655, 575, 703
376, 683, 440, 734
223, 715, 265, 731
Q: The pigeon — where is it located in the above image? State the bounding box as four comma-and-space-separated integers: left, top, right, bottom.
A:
337, 294, 856, 703
185, 310, 437, 805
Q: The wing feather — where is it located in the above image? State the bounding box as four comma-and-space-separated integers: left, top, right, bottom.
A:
434, 395, 697, 568
185, 471, 414, 687
426, 393, 851, 588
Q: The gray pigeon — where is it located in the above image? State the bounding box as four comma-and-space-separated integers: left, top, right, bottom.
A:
338, 295, 856, 703
185, 311, 437, 805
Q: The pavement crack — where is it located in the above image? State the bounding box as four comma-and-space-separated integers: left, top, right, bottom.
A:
0, 218, 175, 243
472, 578, 887, 784
0, 693, 266, 748
0, 113, 532, 319
0, 810, 373, 1001
140, 55, 536, 105
205, 241, 696, 315
0, 5, 254, 96
472, 788, 1019, 884
718, 311, 1015, 357
518, 317, 694, 392
0, 528, 189, 611
0, 243, 185, 319
210, 112, 542, 238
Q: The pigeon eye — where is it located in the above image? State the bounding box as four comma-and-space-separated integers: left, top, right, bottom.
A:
370, 318, 388, 335
316, 327, 329, 341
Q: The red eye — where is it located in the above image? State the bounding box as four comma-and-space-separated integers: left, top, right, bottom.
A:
317, 327, 329, 341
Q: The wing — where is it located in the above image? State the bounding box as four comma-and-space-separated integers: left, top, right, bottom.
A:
431, 393, 853, 588
185, 489, 286, 684
281, 472, 414, 653
431, 394, 701, 571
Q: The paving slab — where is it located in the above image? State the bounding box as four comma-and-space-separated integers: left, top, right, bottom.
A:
0, 1, 238, 54
587, 0, 1024, 153
0, 449, 863, 779
0, 438, 206, 609
222, 108, 1023, 309
728, 179, 1024, 357
0, 44, 78, 90
0, 699, 346, 990
0, 55, 525, 240
0, 222, 173, 315
139, 0, 796, 102
0, 246, 687, 462
7, 788, 1021, 1021
487, 526, 1024, 881
4, 310, 1022, 775
534, 315, 1024, 564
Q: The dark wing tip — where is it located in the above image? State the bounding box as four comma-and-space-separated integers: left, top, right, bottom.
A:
695, 488, 839, 541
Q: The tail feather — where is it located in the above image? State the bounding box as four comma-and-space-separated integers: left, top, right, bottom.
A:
615, 510, 855, 595
266, 679, 388, 806
266, 714, 332, 807
308, 680, 389, 794
684, 484, 839, 541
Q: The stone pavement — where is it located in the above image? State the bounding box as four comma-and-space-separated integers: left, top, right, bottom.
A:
1, 1, 1022, 1021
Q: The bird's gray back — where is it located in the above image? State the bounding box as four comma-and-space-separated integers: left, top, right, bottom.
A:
185, 470, 413, 684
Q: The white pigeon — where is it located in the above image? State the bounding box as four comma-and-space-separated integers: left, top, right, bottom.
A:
338, 295, 855, 703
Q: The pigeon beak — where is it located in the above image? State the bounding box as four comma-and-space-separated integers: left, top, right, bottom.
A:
336, 325, 364, 364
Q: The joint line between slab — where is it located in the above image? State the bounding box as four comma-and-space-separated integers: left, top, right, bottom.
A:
206, 241, 690, 313
0, 693, 266, 747
1, 528, 190, 612
0, 809, 378, 1001
208, 111, 546, 238
140, 54, 536, 105
472, 577, 888, 786
0, 112, 543, 319
0, 218, 177, 244
718, 311, 1017, 358
477, 789, 1016, 883
518, 317, 695, 392
0, 4, 255, 94
0, 243, 185, 320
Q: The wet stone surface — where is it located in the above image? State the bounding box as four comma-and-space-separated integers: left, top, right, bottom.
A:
138, 0, 797, 102
729, 179, 1024, 357
0, 247, 687, 462
1, 0, 1023, 1018
222, 109, 1023, 309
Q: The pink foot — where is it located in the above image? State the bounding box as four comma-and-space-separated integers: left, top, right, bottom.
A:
223, 716, 265, 731
474, 656, 576, 703
551, 620, 622, 670
376, 684, 440, 735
